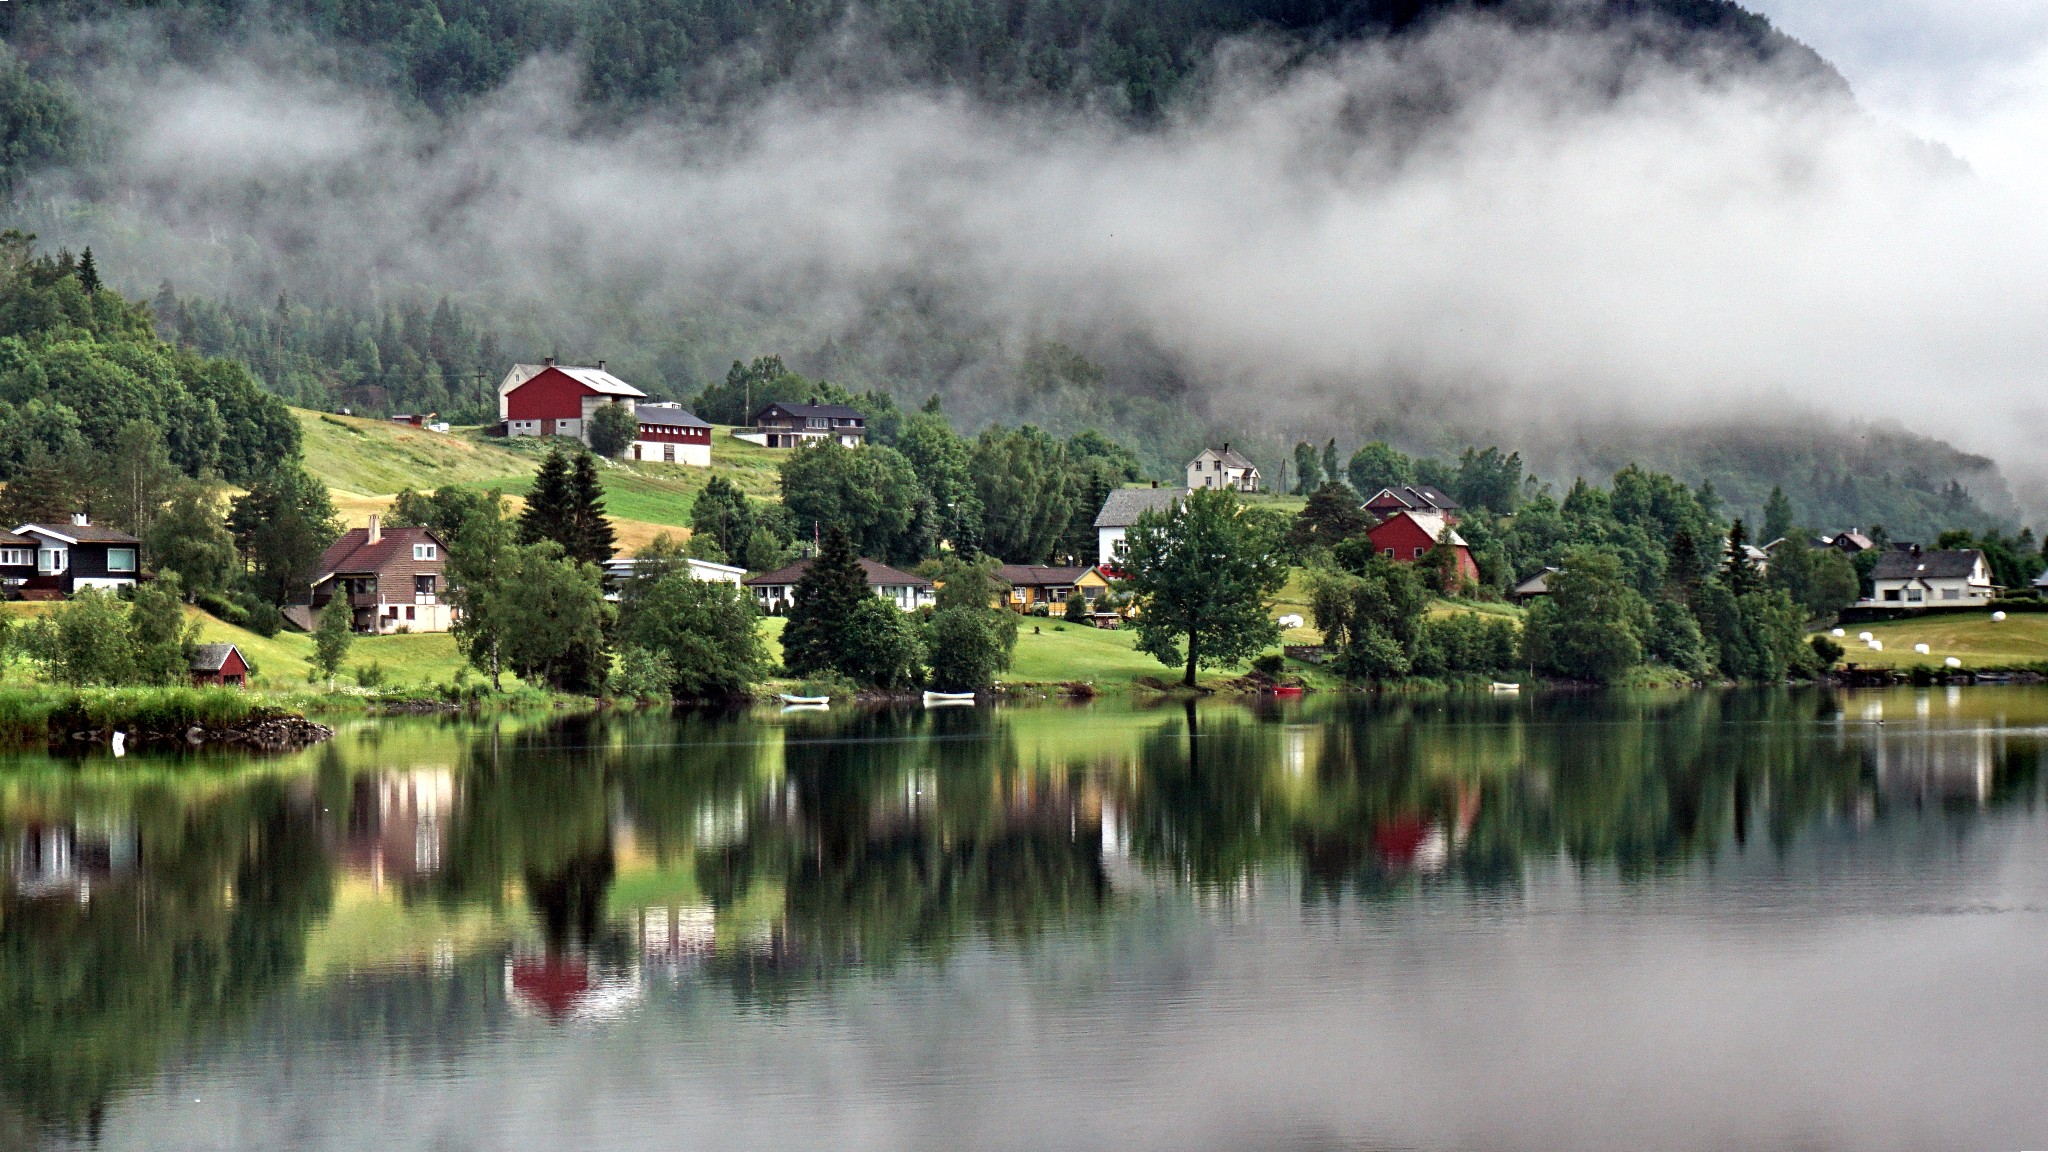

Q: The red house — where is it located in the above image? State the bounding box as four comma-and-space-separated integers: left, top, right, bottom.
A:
497, 359, 646, 442
1366, 510, 1479, 588
189, 643, 250, 687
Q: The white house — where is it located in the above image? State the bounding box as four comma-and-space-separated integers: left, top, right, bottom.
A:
602, 555, 747, 591
742, 557, 934, 614
1865, 548, 1996, 606
624, 403, 713, 467
1186, 446, 1261, 492
1092, 486, 1186, 567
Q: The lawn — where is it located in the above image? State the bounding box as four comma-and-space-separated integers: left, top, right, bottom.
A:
297, 410, 532, 495
1007, 622, 1175, 685
1839, 611, 2048, 669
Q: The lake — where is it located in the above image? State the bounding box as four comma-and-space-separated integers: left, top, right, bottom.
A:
4, 688, 2048, 1151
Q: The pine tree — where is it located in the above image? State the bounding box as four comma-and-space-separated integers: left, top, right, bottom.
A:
1721, 519, 1760, 596
1666, 527, 1702, 605
781, 527, 870, 677
76, 247, 99, 295
519, 447, 574, 550
1762, 485, 1796, 546
566, 450, 616, 565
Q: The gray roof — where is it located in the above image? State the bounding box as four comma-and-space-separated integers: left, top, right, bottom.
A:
1512, 568, 1556, 596
1365, 485, 1459, 512
17, 521, 140, 544
189, 643, 242, 672
744, 557, 932, 588
755, 402, 864, 422
1871, 549, 1984, 582
634, 404, 712, 429
1094, 487, 1186, 529
1196, 447, 1257, 470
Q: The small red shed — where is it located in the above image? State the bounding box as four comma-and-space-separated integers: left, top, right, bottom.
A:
1365, 510, 1480, 589
190, 643, 250, 687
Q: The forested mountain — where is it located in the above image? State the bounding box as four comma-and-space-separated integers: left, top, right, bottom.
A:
0, 0, 1833, 129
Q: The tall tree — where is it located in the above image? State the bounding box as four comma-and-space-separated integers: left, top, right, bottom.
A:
690, 474, 756, 558
972, 426, 1075, 562
313, 596, 354, 686
146, 483, 237, 596
565, 450, 616, 565
897, 406, 982, 554
1347, 441, 1415, 497
616, 535, 767, 698
1320, 439, 1340, 490
1522, 549, 1653, 684
518, 446, 574, 552
1288, 482, 1369, 552
1721, 519, 1760, 596
1118, 488, 1288, 687
1292, 442, 1322, 495
446, 490, 516, 688
228, 462, 341, 605
780, 441, 931, 566
101, 420, 180, 539
781, 527, 870, 678
1762, 486, 1796, 545
586, 401, 636, 459
497, 542, 611, 692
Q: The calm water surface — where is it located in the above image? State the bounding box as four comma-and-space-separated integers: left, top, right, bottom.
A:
5, 689, 2048, 1151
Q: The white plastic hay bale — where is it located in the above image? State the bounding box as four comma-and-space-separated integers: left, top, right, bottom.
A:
1914, 643, 1931, 655
1831, 628, 1846, 638
1867, 639, 1884, 651
1945, 657, 1963, 669
1993, 611, 2007, 622
1276, 614, 1304, 629
1858, 631, 1874, 642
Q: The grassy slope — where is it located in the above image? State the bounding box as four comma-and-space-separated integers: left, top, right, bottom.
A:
1842, 612, 2048, 669
296, 408, 788, 553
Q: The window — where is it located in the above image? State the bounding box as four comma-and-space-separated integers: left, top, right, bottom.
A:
38, 548, 65, 573
1382, 548, 1395, 558
1942, 588, 1960, 600
1907, 589, 1924, 603
415, 575, 437, 596
664, 444, 675, 462
1883, 589, 1900, 601
1414, 548, 1425, 559
406, 606, 416, 620
106, 548, 136, 573
0, 548, 27, 566
413, 543, 437, 561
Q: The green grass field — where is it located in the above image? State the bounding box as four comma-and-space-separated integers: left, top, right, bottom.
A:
1838, 611, 2048, 669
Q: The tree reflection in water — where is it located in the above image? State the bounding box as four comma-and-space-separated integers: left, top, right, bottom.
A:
0, 689, 2042, 1135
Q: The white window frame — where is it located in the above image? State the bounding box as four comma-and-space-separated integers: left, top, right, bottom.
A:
38, 547, 66, 574
105, 548, 137, 573
413, 543, 438, 561
0, 548, 28, 566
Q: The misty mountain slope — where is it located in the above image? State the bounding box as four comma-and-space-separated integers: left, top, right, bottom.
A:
0, 0, 1836, 124
0, 0, 2034, 534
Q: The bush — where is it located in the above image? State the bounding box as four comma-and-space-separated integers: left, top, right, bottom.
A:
925, 605, 1014, 691
610, 645, 677, 703
1251, 652, 1285, 677
1063, 591, 1090, 623
195, 590, 249, 626
244, 601, 284, 637
840, 597, 924, 689
352, 661, 387, 689
1810, 634, 1845, 667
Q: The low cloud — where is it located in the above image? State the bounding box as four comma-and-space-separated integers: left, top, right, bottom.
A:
32, 12, 2048, 502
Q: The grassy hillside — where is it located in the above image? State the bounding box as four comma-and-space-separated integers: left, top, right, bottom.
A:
293, 408, 790, 553
1842, 612, 2048, 670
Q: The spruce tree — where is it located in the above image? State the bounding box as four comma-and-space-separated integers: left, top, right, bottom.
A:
781, 527, 870, 677
76, 247, 100, 295
1721, 519, 1759, 596
566, 450, 616, 565
519, 446, 573, 550
1761, 486, 1796, 546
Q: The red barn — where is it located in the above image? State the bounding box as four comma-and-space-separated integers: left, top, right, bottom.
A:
1366, 510, 1479, 589
497, 359, 646, 441
189, 643, 250, 687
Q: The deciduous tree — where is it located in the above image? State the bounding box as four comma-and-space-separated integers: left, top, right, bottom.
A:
1118, 488, 1288, 687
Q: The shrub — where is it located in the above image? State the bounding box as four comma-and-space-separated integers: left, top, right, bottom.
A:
352, 661, 387, 689
1810, 634, 1845, 667
195, 590, 249, 626
609, 645, 677, 703
1063, 591, 1089, 623
244, 601, 284, 637
1251, 653, 1285, 677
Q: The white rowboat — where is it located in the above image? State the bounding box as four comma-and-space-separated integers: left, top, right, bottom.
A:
1490, 682, 1521, 693
923, 691, 978, 706
777, 694, 830, 706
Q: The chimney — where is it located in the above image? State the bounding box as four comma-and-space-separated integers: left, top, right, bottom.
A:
543, 356, 556, 367
1223, 442, 1230, 454
1151, 480, 1159, 489
597, 360, 605, 370
367, 515, 382, 545
70, 512, 88, 527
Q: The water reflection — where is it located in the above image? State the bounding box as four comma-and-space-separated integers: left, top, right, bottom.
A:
0, 689, 2044, 1143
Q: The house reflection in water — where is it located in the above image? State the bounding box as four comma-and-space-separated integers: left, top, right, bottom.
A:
1868, 728, 1999, 805
340, 768, 454, 889
7, 817, 137, 900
